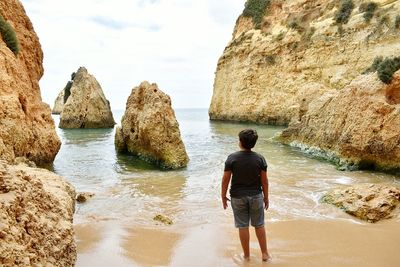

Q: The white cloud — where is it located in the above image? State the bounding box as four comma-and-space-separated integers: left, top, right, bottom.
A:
20, 0, 245, 109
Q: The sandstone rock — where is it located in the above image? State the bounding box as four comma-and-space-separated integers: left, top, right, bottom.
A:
322, 184, 400, 222
52, 86, 65, 114
209, 0, 400, 125
115, 81, 189, 169
0, 161, 76, 266
280, 72, 400, 171
76, 192, 95, 203
59, 67, 115, 128
0, 0, 61, 165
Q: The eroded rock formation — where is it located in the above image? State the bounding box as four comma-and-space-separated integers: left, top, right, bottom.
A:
115, 81, 189, 169
52, 86, 65, 114
322, 184, 400, 222
210, 0, 400, 125
280, 72, 400, 171
59, 67, 115, 128
0, 0, 60, 165
0, 161, 76, 266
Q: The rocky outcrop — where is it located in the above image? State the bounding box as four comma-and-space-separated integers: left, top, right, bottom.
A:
210, 0, 400, 125
52, 87, 65, 114
0, 161, 76, 266
115, 81, 189, 169
280, 72, 400, 171
322, 184, 400, 222
59, 67, 115, 128
0, 0, 61, 165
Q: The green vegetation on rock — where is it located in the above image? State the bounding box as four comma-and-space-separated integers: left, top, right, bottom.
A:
364, 56, 400, 84
359, 2, 378, 23
242, 0, 270, 29
0, 14, 19, 55
334, 0, 355, 24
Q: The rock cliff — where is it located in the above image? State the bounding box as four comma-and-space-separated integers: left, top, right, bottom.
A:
59, 67, 115, 128
0, 161, 76, 266
210, 0, 400, 125
0, 0, 60, 165
280, 72, 400, 171
115, 81, 189, 169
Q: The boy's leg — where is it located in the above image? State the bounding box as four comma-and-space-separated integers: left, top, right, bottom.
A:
255, 226, 270, 260
239, 227, 250, 259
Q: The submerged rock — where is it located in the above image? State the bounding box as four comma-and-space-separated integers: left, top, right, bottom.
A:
322, 184, 400, 223
59, 67, 115, 129
153, 214, 173, 225
115, 81, 189, 169
280, 72, 400, 171
0, 161, 76, 266
76, 192, 95, 203
0, 0, 60, 165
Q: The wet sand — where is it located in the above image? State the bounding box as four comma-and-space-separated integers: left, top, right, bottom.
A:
75, 217, 400, 267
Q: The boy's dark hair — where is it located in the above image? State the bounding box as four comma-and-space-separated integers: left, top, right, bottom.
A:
239, 129, 258, 149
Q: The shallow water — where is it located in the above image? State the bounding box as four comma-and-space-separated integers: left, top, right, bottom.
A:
52, 109, 399, 267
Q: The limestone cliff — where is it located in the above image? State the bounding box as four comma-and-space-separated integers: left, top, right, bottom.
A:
0, 161, 77, 266
115, 81, 189, 169
59, 67, 115, 128
0, 0, 61, 165
210, 0, 400, 125
280, 72, 400, 171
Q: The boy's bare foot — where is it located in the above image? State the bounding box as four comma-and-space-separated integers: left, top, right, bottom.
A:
262, 253, 271, 262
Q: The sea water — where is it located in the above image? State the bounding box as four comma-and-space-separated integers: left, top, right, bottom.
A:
53, 109, 399, 224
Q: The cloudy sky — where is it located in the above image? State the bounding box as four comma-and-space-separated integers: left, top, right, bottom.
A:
20, 0, 245, 110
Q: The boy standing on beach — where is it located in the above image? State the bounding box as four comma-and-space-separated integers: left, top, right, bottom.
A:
221, 129, 270, 262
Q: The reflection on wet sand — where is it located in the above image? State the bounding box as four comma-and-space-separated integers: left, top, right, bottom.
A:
75, 223, 105, 253
224, 219, 400, 267
123, 227, 181, 266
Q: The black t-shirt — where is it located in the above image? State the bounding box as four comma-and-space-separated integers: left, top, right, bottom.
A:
224, 150, 267, 197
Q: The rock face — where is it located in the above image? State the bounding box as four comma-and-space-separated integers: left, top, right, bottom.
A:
210, 0, 400, 125
52, 87, 65, 114
322, 184, 400, 222
280, 72, 400, 171
0, 0, 61, 165
59, 67, 115, 128
115, 81, 189, 169
0, 161, 76, 266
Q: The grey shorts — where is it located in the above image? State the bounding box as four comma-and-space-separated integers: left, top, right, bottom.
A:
231, 193, 265, 228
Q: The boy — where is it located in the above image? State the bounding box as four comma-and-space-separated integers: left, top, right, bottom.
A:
221, 129, 270, 262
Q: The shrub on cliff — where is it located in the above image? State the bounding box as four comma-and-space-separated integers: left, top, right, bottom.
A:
335, 0, 355, 24
359, 2, 378, 23
242, 0, 270, 29
0, 14, 19, 55
364, 56, 400, 84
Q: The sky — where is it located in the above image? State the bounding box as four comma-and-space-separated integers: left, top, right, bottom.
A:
20, 0, 245, 110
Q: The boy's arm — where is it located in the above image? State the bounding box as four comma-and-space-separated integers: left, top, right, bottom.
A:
261, 170, 269, 210
221, 171, 232, 209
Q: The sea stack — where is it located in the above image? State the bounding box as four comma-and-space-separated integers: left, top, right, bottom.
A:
52, 83, 66, 114
59, 67, 115, 128
115, 81, 189, 169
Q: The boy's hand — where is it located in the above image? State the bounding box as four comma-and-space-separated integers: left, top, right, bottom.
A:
264, 198, 269, 210
222, 196, 230, 209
